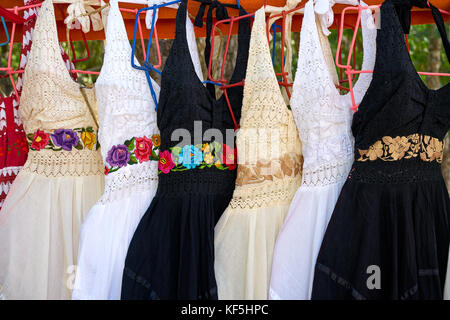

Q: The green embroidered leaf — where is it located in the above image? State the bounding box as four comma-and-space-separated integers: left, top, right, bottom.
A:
74, 140, 84, 150
17, 150, 20, 157
128, 154, 138, 165
171, 146, 181, 156
86, 126, 94, 133
108, 167, 120, 174
73, 128, 83, 132
128, 138, 135, 151
151, 150, 159, 160
26, 133, 34, 141
96, 140, 100, 150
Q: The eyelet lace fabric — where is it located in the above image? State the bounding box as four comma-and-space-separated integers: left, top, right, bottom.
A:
95, 0, 159, 203
290, 1, 376, 187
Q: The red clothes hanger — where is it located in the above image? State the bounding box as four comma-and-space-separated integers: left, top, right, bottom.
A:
265, 2, 305, 99
336, 3, 450, 112
207, 2, 254, 130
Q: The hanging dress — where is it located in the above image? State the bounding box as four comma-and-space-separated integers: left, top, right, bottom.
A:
71, 1, 160, 300
311, 0, 450, 300
269, 0, 376, 300
0, 0, 104, 300
121, 0, 250, 300
0, 0, 77, 211
214, 7, 303, 300
0, 96, 28, 210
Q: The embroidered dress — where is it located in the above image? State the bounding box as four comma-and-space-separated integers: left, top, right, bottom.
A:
269, 1, 376, 300
311, 0, 450, 300
0, 0, 104, 300
121, 0, 250, 300
214, 7, 303, 300
0, 96, 28, 209
71, 1, 160, 300
0, 0, 75, 210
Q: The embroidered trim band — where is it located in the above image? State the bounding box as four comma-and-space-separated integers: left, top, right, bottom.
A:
158, 141, 237, 174
105, 134, 161, 175
357, 134, 443, 163
26, 127, 100, 152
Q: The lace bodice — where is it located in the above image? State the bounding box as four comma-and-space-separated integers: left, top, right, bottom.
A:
95, 0, 159, 202
19, 0, 103, 177
290, 0, 376, 186
228, 7, 302, 210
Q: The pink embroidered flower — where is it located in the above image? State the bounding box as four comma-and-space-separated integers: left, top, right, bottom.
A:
31, 130, 50, 150
134, 136, 153, 163
158, 150, 175, 174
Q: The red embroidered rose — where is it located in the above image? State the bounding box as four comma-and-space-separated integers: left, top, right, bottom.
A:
221, 143, 237, 170
31, 130, 50, 150
134, 136, 153, 163
104, 166, 110, 176
158, 150, 175, 174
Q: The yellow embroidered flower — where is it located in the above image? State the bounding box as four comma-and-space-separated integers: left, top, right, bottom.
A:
202, 143, 211, 153
362, 140, 384, 161
81, 131, 96, 150
204, 152, 214, 164
383, 136, 410, 160
405, 133, 420, 158
424, 137, 443, 162
152, 134, 161, 147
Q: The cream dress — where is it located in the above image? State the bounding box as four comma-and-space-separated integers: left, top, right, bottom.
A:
214, 7, 303, 300
0, 0, 104, 300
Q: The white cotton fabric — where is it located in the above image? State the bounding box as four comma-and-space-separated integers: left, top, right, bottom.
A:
269, 0, 376, 300
72, 0, 160, 300
0, 0, 104, 300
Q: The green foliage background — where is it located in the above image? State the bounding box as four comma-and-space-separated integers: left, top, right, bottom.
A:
1, 23, 450, 96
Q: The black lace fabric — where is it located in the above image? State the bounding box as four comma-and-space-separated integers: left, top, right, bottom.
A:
121, 0, 250, 300
312, 0, 450, 299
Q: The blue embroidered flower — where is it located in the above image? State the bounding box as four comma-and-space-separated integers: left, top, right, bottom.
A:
178, 145, 203, 169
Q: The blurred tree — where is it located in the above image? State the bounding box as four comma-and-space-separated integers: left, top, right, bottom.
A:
1, 21, 449, 97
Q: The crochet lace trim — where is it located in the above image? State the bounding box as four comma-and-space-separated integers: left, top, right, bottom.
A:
21, 150, 103, 177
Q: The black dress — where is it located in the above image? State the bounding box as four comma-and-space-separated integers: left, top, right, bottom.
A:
121, 0, 250, 300
311, 0, 450, 300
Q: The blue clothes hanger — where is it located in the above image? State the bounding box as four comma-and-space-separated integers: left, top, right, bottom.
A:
131, 0, 182, 110
0, 16, 10, 47
271, 22, 282, 66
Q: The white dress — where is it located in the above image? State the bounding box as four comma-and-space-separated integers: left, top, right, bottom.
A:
72, 0, 204, 300
269, 0, 376, 300
214, 7, 303, 300
71, 1, 160, 300
0, 0, 104, 300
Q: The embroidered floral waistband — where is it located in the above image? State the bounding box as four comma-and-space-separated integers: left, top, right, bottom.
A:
27, 127, 99, 152
357, 134, 443, 163
105, 134, 161, 175
158, 141, 237, 174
